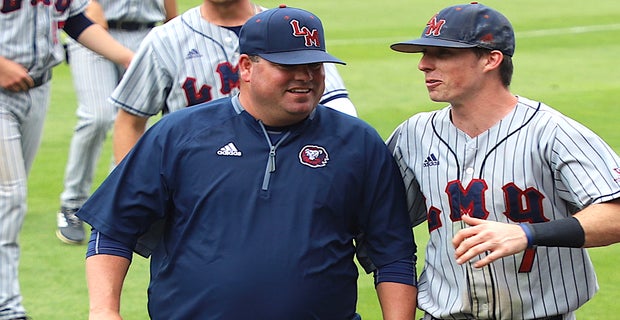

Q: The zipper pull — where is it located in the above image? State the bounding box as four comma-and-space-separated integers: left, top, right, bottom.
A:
268, 146, 276, 172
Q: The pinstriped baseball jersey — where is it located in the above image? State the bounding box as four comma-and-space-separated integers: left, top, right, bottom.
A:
388, 96, 620, 319
0, 0, 89, 77
97, 0, 166, 23
321, 63, 349, 106
110, 6, 353, 117
1, 1, 88, 316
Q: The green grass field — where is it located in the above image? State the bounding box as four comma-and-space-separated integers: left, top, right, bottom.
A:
19, 0, 620, 319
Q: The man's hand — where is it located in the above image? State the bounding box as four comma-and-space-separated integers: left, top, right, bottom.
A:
452, 215, 528, 268
0, 56, 34, 92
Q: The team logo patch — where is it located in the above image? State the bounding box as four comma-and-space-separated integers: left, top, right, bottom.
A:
425, 14, 446, 37
299, 145, 329, 168
290, 19, 321, 48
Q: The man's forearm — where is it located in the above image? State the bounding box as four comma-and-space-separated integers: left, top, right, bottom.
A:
113, 110, 148, 164
86, 254, 131, 318
164, 0, 179, 22
376, 282, 417, 320
575, 198, 620, 247
77, 24, 133, 68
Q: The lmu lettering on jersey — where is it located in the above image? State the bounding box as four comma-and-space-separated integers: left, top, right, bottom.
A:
428, 178, 548, 272
427, 178, 548, 232
1, 0, 70, 13
182, 62, 239, 106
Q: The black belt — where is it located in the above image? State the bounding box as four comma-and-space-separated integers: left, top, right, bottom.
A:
107, 20, 156, 31
32, 70, 52, 88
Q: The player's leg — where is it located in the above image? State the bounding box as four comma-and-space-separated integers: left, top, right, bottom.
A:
0, 104, 28, 320
57, 39, 120, 244
57, 29, 151, 244
0, 85, 50, 319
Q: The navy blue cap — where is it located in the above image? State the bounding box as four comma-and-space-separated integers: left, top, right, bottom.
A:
239, 5, 345, 65
391, 2, 515, 56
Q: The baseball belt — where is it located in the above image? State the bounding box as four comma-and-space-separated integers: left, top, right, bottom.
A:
107, 20, 156, 31
32, 70, 52, 88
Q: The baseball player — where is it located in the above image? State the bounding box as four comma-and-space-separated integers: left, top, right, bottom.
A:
110, 0, 357, 164
56, 0, 178, 245
77, 6, 416, 319
386, 2, 620, 319
0, 1, 133, 318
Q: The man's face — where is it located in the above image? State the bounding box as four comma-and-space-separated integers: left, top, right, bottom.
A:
417, 47, 488, 105
240, 55, 325, 126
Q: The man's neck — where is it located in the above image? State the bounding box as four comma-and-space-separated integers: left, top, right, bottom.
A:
449, 91, 518, 138
200, 1, 260, 27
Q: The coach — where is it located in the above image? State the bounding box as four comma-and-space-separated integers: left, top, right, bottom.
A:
77, 6, 417, 320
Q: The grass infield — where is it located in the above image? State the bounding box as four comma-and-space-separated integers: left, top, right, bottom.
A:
19, 0, 620, 319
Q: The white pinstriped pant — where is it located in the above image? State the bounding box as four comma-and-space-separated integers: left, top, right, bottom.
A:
60, 28, 150, 210
0, 83, 50, 319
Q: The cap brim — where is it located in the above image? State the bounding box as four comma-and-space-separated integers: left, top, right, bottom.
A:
258, 50, 345, 65
390, 38, 478, 53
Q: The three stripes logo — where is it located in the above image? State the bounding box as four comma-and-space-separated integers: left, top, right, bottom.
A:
185, 48, 202, 59
217, 142, 242, 157
423, 153, 440, 167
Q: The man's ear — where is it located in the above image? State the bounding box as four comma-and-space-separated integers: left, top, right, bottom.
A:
483, 50, 504, 71
238, 54, 253, 82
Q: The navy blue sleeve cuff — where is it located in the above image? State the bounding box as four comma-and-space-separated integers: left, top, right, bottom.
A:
64, 12, 94, 40
373, 257, 417, 287
86, 228, 133, 261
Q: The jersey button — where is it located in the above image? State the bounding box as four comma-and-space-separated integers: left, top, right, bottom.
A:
465, 167, 474, 175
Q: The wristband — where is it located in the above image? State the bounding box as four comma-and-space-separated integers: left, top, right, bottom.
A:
519, 223, 535, 248
528, 217, 585, 248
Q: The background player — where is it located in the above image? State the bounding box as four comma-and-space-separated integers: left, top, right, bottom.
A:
77, 6, 416, 319
110, 0, 357, 164
387, 2, 620, 319
0, 1, 134, 318
56, 0, 178, 245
